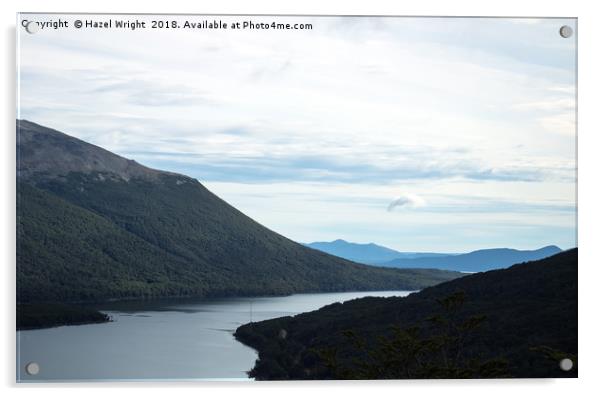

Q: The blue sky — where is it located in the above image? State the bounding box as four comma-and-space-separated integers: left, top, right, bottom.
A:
18, 15, 577, 252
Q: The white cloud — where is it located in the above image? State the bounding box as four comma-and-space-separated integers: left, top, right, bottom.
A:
17, 14, 577, 251
387, 194, 426, 212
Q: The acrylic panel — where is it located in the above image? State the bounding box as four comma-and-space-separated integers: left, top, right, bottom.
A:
16, 14, 577, 381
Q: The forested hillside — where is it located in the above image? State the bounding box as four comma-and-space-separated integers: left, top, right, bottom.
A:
17, 120, 463, 304
235, 249, 578, 379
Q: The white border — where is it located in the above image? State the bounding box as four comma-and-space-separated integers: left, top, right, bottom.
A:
2, 1, 601, 395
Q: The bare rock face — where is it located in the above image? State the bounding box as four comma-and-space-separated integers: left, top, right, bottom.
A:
17, 120, 181, 182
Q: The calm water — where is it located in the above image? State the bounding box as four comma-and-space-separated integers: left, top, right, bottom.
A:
17, 290, 412, 381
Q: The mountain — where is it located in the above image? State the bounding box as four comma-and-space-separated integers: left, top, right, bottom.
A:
16, 120, 463, 303
381, 246, 563, 272
304, 239, 449, 264
304, 240, 562, 272
235, 249, 578, 379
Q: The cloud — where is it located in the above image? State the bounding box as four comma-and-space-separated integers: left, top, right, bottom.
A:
18, 16, 576, 186
123, 148, 557, 185
387, 194, 426, 212
89, 76, 216, 107
17, 14, 576, 251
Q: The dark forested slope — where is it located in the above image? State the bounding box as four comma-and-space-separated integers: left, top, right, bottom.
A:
16, 120, 462, 303
235, 249, 578, 379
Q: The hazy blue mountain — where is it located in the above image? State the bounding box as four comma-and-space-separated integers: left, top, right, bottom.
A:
381, 246, 563, 272
16, 120, 463, 303
304, 239, 450, 264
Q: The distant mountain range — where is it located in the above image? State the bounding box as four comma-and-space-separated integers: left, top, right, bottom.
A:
304, 240, 449, 264
305, 239, 562, 272
381, 245, 562, 272
16, 120, 462, 303
235, 248, 578, 379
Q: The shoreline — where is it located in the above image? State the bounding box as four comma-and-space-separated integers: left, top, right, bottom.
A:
16, 303, 112, 331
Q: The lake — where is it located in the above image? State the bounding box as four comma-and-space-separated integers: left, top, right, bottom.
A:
17, 290, 412, 381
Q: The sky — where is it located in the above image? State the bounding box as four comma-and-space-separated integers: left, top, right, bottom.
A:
17, 15, 577, 252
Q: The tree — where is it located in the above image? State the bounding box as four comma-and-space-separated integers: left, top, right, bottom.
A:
318, 292, 509, 379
